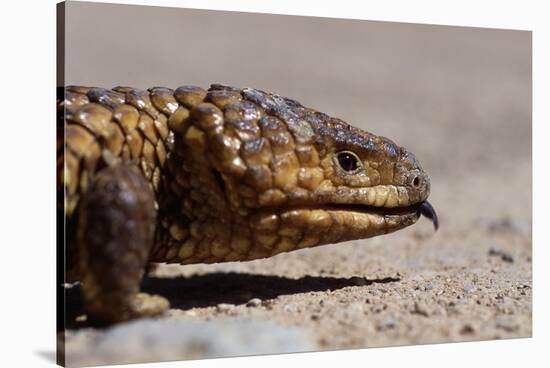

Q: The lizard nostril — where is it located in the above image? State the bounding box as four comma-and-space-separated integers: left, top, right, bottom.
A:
412, 176, 421, 187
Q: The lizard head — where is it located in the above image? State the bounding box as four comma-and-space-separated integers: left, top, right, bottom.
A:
171, 85, 437, 261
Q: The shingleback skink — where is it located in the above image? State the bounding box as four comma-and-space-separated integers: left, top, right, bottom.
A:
58, 84, 438, 322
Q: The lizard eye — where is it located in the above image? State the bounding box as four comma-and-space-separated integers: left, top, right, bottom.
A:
335, 150, 362, 173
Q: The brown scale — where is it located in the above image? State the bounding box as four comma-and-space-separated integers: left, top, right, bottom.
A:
61, 86, 174, 218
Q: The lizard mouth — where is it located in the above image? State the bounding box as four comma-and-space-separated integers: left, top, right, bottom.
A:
314, 200, 439, 231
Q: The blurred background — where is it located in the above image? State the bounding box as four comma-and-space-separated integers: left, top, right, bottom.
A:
62, 2, 531, 365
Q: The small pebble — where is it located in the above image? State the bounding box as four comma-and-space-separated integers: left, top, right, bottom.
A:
246, 298, 262, 307
283, 304, 297, 313
489, 248, 514, 263
365, 296, 381, 305
216, 303, 234, 312
371, 304, 387, 314
463, 285, 477, 293
412, 302, 430, 317
460, 324, 475, 335
376, 319, 396, 331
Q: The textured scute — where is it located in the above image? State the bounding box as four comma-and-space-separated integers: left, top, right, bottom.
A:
60, 86, 174, 218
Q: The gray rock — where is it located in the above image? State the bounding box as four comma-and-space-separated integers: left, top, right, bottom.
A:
64, 319, 316, 367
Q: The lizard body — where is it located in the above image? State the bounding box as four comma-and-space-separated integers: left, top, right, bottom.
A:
58, 84, 437, 322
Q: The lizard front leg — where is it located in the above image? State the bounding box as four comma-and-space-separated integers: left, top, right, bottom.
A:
77, 163, 169, 322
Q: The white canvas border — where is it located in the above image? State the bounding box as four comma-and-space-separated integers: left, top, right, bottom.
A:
0, 0, 545, 367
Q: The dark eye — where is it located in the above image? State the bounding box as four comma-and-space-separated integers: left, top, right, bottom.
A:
336, 151, 361, 172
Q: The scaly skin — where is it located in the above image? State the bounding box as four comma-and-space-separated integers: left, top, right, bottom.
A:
58, 84, 437, 322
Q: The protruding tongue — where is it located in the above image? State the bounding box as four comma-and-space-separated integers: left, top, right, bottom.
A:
418, 201, 439, 231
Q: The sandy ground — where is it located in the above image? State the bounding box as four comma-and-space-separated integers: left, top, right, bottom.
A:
61, 2, 531, 365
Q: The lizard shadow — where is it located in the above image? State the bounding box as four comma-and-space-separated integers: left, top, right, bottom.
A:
141, 272, 400, 309
63, 272, 399, 329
